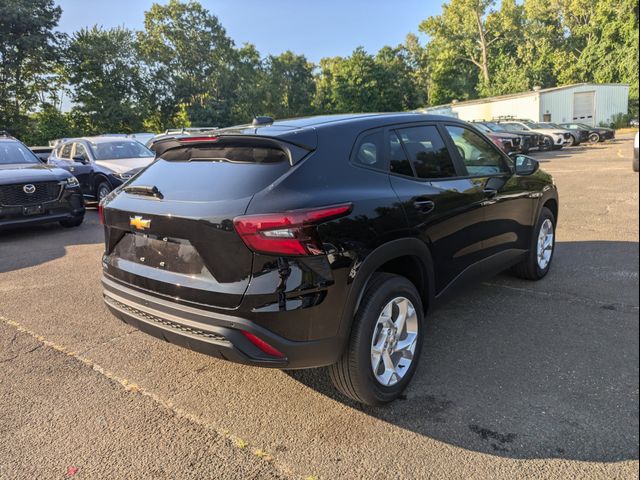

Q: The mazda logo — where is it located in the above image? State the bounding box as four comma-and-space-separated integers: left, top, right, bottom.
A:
23, 184, 36, 194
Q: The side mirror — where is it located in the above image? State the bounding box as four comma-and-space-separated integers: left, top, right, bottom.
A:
72, 155, 87, 164
512, 154, 539, 176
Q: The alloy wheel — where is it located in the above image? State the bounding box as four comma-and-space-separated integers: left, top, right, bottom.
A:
370, 297, 419, 387
537, 218, 554, 270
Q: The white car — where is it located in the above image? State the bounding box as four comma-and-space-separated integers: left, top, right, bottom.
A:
499, 121, 570, 150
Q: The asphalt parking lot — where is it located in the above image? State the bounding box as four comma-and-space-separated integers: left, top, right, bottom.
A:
1, 134, 638, 479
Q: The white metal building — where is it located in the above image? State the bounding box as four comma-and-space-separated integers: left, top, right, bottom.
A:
422, 83, 629, 126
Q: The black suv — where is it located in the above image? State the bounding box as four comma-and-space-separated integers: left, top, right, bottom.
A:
0, 133, 85, 229
101, 114, 558, 405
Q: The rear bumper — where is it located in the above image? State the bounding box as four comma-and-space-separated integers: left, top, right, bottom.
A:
102, 274, 341, 369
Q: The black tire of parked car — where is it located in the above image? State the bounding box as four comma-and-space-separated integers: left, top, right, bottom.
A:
512, 207, 555, 280
329, 273, 424, 405
60, 215, 84, 228
96, 181, 112, 202
589, 132, 601, 143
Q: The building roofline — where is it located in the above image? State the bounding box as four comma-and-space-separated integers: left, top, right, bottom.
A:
422, 82, 630, 111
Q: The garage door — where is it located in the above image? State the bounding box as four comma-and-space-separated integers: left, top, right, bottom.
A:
573, 91, 595, 126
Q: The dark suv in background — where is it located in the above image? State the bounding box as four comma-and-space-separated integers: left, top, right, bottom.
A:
101, 114, 559, 405
49, 137, 155, 202
0, 133, 84, 229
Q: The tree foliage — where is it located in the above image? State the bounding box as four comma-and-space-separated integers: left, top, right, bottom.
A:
0, 0, 637, 143
0, 0, 63, 137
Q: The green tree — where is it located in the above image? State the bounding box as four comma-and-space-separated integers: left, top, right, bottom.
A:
315, 46, 422, 113
65, 26, 149, 134
263, 51, 315, 118
137, 0, 236, 129
0, 0, 63, 137
420, 0, 500, 98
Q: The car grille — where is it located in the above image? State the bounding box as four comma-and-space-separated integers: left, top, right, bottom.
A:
104, 295, 229, 343
0, 182, 61, 207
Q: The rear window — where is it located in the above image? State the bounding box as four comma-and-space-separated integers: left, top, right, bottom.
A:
165, 145, 287, 164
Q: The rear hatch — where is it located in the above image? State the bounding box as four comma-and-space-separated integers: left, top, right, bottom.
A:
102, 136, 311, 309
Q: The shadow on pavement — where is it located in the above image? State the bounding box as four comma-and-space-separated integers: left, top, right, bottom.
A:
288, 240, 639, 462
0, 210, 103, 273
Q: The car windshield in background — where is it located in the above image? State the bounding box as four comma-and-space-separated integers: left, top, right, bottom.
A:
0, 141, 41, 165
484, 122, 507, 132
89, 140, 154, 160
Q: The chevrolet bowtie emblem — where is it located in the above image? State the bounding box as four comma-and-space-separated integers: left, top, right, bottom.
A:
130, 216, 151, 230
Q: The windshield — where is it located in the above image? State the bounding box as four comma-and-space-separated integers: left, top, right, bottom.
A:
483, 122, 507, 132
0, 141, 41, 165
501, 123, 526, 132
89, 140, 154, 160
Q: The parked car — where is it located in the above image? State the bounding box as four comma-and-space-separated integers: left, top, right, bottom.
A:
48, 137, 155, 202
471, 122, 525, 154
0, 133, 84, 229
634, 131, 639, 172
559, 123, 615, 143
536, 122, 587, 146
479, 122, 540, 153
100, 113, 559, 405
29, 146, 53, 162
497, 120, 569, 150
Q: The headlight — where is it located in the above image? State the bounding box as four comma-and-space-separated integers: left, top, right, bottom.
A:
114, 172, 133, 180
65, 176, 80, 188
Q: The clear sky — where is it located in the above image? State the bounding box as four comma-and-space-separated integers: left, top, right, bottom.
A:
55, 0, 439, 63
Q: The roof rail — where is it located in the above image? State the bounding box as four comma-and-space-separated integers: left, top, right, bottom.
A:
0, 130, 13, 138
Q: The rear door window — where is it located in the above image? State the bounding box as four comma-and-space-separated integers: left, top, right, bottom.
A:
60, 143, 72, 159
388, 131, 414, 176
395, 126, 457, 179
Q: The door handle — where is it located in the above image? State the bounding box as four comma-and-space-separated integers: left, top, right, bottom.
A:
414, 200, 435, 214
483, 188, 498, 198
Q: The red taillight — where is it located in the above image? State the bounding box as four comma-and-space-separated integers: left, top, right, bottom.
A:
98, 203, 104, 225
233, 203, 352, 256
241, 331, 285, 358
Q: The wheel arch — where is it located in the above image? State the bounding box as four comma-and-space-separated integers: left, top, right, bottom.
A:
337, 238, 436, 347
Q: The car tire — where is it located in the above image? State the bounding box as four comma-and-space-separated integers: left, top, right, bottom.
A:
96, 181, 112, 202
589, 132, 600, 143
512, 207, 555, 281
60, 215, 84, 228
541, 136, 553, 151
328, 273, 424, 406
633, 156, 639, 172
566, 135, 576, 147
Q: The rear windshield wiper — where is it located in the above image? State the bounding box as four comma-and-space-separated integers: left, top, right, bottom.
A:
123, 185, 164, 199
